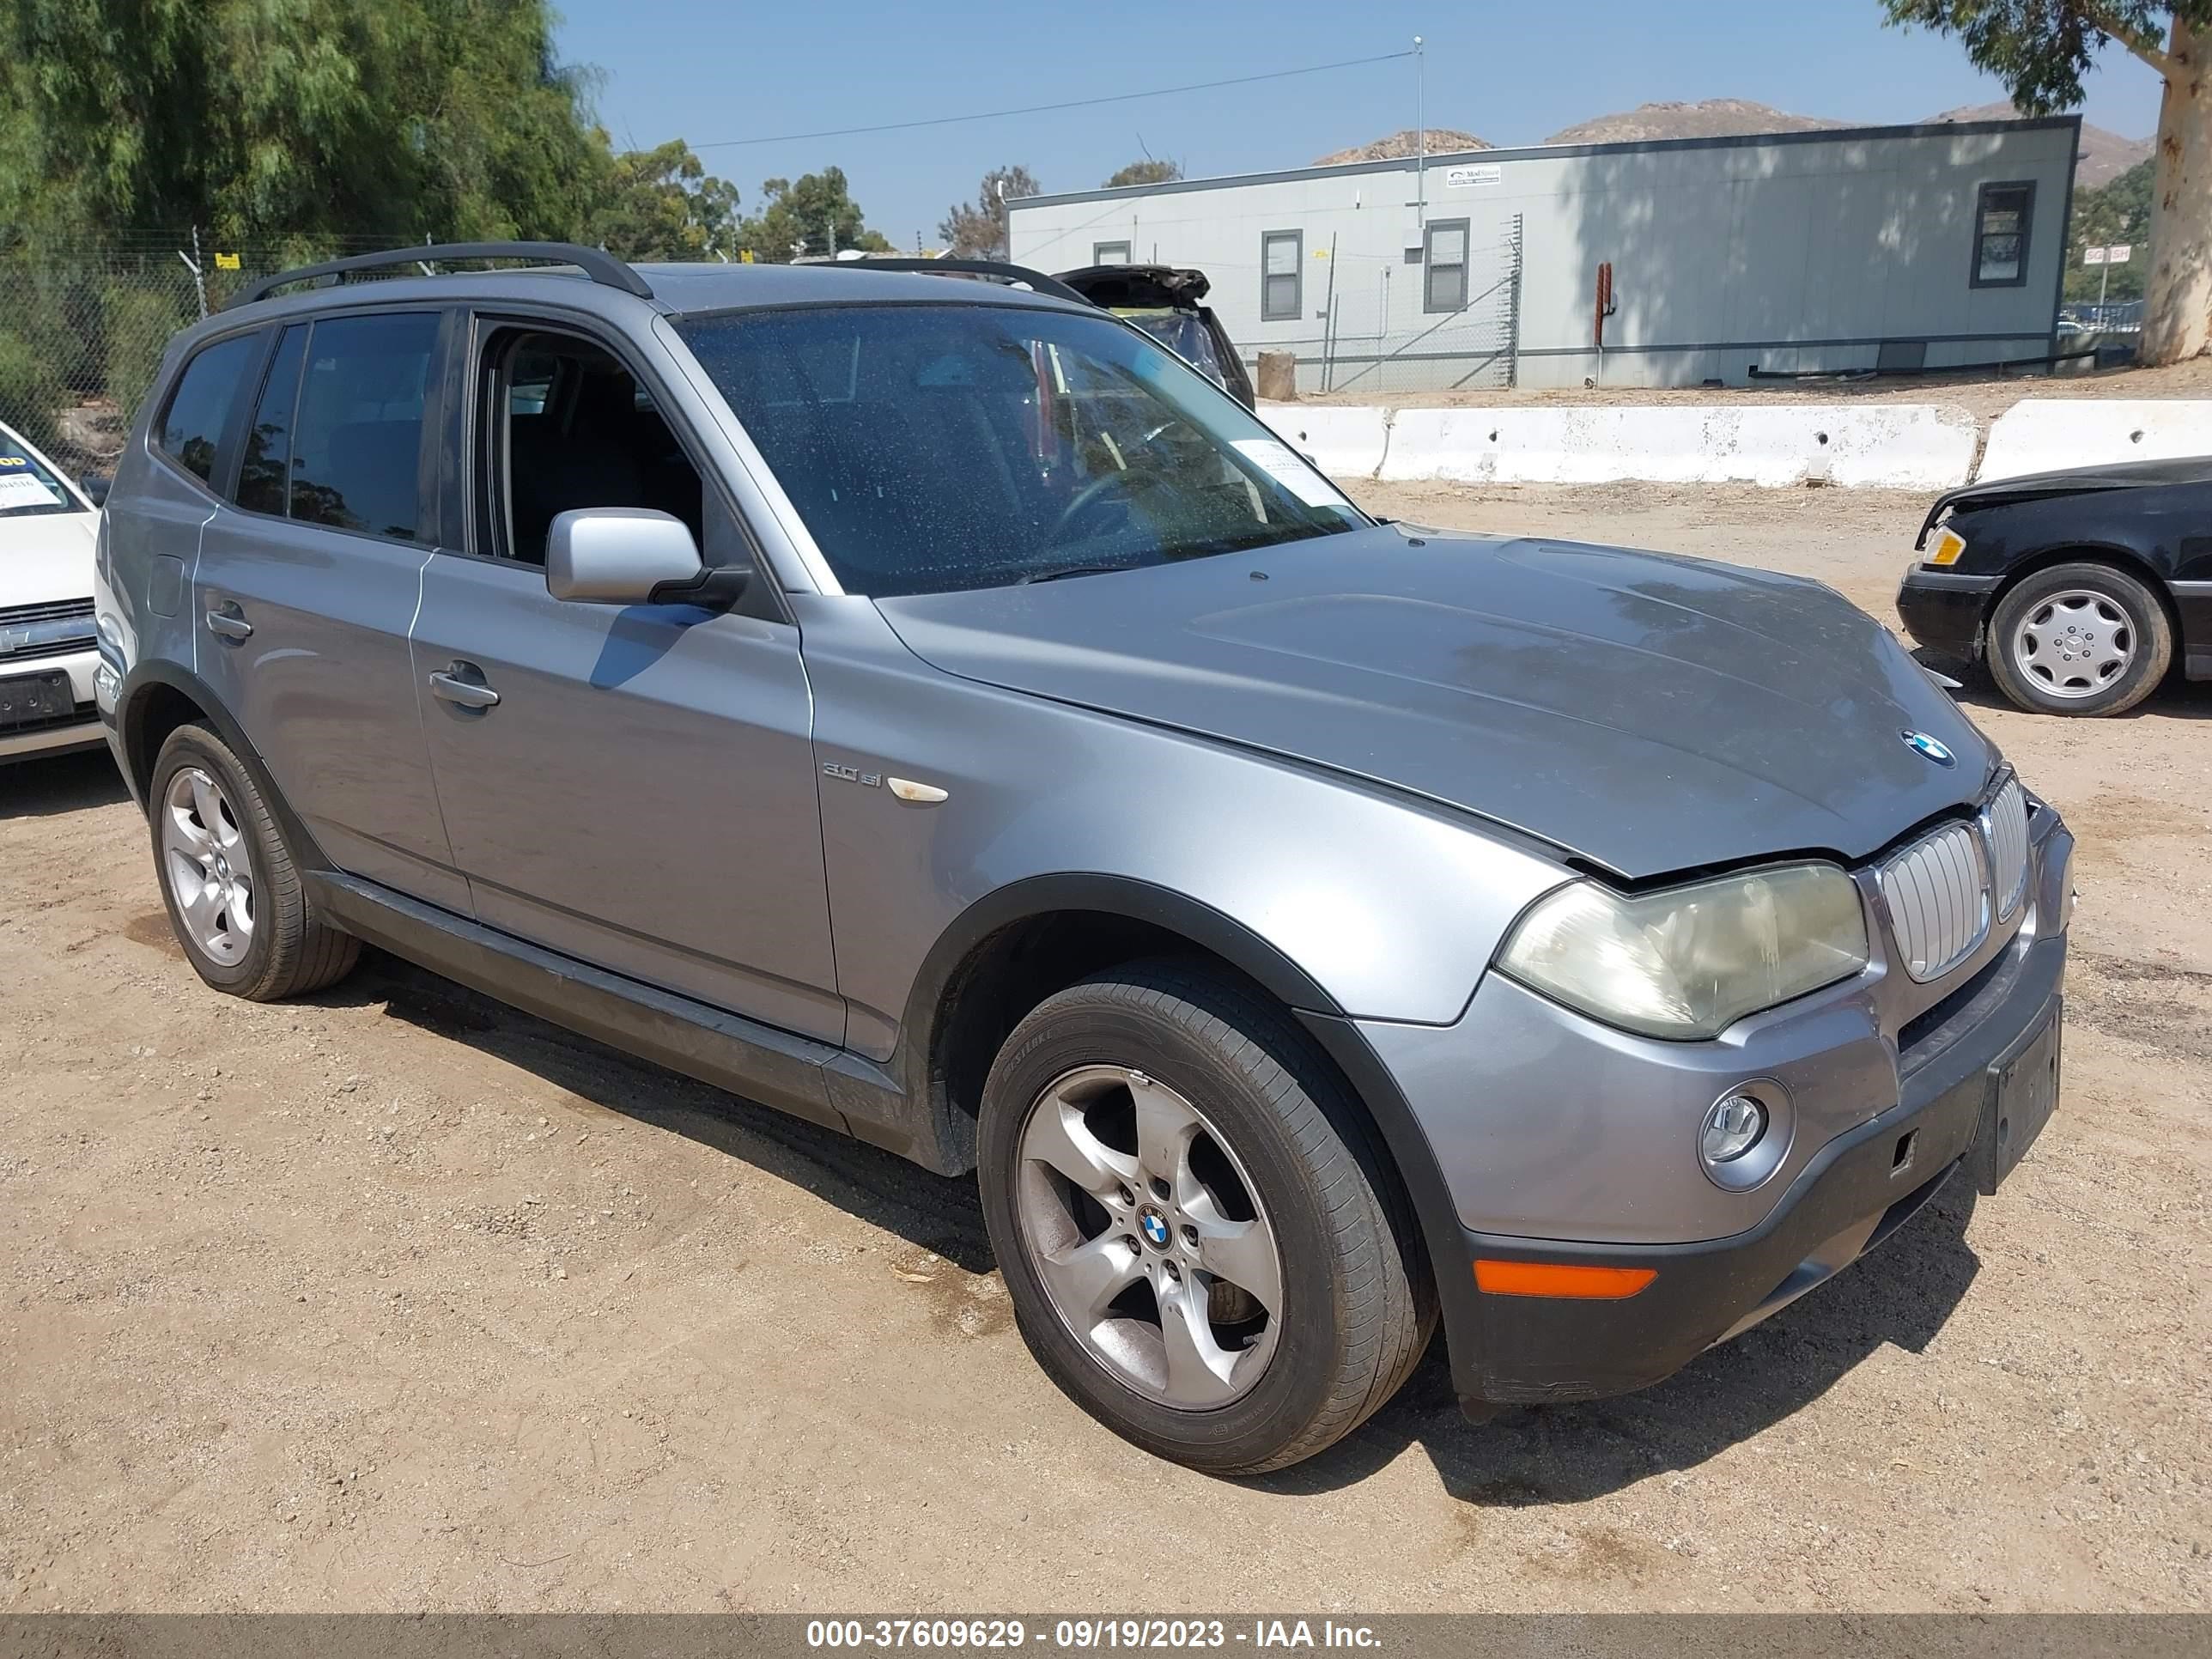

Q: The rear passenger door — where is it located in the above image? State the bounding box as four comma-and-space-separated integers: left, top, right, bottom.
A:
191, 309, 465, 911
407, 313, 841, 1042
102, 331, 264, 699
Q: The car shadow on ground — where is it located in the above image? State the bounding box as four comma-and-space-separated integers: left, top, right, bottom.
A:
1911, 648, 2212, 720
321, 951, 998, 1274
335, 950, 1986, 1506
324, 950, 1984, 1503
1, 747, 129, 820
1252, 1181, 1982, 1504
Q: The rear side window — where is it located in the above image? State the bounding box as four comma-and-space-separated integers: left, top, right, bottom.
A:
236, 325, 307, 517
155, 333, 259, 483
282, 313, 439, 541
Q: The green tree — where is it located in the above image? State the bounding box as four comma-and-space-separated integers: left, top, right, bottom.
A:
0, 329, 66, 454
736, 167, 892, 262
1103, 158, 1182, 188
0, 0, 606, 244
2064, 158, 2154, 302
939, 165, 1040, 258
588, 138, 741, 261
1881, 2, 2212, 363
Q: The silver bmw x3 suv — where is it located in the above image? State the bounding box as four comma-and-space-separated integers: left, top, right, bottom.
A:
94, 244, 2070, 1473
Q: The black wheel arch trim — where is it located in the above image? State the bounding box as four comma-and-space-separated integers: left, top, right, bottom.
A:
114, 659, 333, 872
893, 873, 1480, 1384
896, 875, 1345, 1092
1296, 1010, 1483, 1404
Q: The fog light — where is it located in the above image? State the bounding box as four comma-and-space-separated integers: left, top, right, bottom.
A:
1701, 1093, 1767, 1165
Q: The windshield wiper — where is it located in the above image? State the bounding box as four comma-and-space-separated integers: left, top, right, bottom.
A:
1018, 563, 1131, 585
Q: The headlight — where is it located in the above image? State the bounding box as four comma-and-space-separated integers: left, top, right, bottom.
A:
1497, 863, 1870, 1040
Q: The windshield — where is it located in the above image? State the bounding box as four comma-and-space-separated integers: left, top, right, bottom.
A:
0, 434, 86, 521
675, 302, 1363, 597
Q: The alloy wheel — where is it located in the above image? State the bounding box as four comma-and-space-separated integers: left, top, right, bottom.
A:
161, 767, 255, 966
1014, 1064, 1284, 1408
2014, 590, 2133, 700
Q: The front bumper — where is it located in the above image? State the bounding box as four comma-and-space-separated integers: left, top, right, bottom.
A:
1354, 799, 2072, 1414
1452, 927, 2063, 1405
1896, 566, 2002, 661
0, 645, 104, 762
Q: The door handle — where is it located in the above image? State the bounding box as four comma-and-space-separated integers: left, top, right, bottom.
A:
428, 665, 501, 710
204, 605, 252, 641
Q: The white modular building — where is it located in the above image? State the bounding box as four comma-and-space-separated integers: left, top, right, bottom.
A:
1008, 115, 2079, 392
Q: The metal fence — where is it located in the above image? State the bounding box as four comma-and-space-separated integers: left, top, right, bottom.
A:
2060, 300, 2144, 334
1255, 216, 1524, 398
0, 234, 437, 476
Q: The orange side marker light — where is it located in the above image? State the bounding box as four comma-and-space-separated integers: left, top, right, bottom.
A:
1474, 1260, 1657, 1299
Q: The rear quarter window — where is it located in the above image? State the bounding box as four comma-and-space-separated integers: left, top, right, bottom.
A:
155, 332, 261, 485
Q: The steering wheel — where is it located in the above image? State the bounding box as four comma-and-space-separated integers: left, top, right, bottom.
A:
1051, 470, 1142, 540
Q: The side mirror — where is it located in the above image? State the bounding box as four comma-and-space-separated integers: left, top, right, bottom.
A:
545, 507, 745, 609
79, 474, 111, 508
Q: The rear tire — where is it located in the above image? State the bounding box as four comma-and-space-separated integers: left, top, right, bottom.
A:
149, 724, 360, 1000
1986, 562, 2172, 716
977, 959, 1434, 1474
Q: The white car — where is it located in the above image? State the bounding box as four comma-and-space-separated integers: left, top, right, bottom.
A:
0, 419, 103, 762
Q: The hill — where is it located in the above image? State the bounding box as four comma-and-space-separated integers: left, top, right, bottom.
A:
1319, 100, 2149, 185
1313, 129, 1489, 166
1922, 101, 2150, 187
1543, 99, 1848, 145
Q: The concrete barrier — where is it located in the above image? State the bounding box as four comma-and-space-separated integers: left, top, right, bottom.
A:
1977, 399, 2212, 481
1254, 404, 1390, 479
1379, 404, 1978, 489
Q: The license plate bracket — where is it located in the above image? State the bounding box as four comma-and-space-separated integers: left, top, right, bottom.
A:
1970, 995, 2062, 1194
0, 668, 75, 732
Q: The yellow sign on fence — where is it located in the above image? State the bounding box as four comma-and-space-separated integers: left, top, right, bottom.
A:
214, 252, 240, 270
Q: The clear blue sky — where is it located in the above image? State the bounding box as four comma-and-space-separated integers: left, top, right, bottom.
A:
556, 0, 2164, 248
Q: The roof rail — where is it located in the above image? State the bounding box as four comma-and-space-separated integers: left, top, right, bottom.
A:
819, 257, 1089, 307
228, 242, 653, 310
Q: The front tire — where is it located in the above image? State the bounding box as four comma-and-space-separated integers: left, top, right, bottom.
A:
149, 724, 360, 1000
1986, 561, 2172, 716
977, 960, 1433, 1474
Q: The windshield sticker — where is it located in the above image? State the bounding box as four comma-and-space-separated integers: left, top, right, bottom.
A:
1230, 437, 1346, 509
0, 472, 64, 509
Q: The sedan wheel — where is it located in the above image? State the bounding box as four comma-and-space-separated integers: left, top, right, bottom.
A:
1985, 561, 2173, 718
2012, 589, 2132, 702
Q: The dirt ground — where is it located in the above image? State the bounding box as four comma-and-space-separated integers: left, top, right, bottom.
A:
3, 484, 2208, 1613
1302, 355, 2212, 422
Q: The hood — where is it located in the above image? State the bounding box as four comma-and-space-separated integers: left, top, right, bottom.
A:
1929, 455, 2212, 525
0, 510, 98, 611
875, 527, 1993, 880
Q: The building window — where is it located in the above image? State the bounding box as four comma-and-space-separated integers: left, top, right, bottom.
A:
1261, 231, 1302, 321
1091, 240, 1131, 265
1972, 182, 2034, 288
1425, 218, 1470, 313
